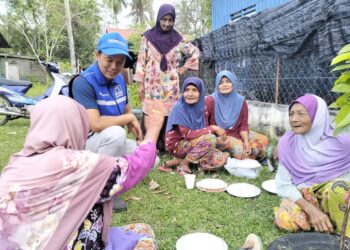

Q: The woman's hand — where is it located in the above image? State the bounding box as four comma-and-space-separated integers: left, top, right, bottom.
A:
210, 125, 226, 137
243, 140, 251, 157
297, 198, 334, 234
142, 99, 166, 143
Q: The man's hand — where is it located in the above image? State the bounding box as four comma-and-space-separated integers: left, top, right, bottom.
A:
127, 114, 142, 142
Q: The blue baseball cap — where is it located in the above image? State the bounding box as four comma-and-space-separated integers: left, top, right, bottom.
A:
97, 32, 131, 59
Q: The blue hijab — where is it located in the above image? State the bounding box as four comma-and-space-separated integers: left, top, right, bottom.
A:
166, 77, 206, 132
211, 70, 245, 130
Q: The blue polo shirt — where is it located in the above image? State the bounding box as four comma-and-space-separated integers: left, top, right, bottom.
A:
72, 62, 128, 116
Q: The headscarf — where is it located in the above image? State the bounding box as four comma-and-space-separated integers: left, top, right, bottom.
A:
143, 3, 183, 71
0, 96, 116, 249
211, 70, 245, 130
278, 94, 350, 186
166, 77, 206, 131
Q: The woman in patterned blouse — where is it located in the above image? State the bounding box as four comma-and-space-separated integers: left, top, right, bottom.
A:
134, 3, 199, 153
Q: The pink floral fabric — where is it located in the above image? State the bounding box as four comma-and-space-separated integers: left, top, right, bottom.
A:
134, 36, 199, 115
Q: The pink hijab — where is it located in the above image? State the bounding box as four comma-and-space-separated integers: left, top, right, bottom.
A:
0, 96, 116, 249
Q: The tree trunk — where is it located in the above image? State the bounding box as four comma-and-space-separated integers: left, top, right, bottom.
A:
64, 0, 76, 74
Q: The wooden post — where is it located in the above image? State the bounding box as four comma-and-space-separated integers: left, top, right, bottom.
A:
275, 57, 281, 104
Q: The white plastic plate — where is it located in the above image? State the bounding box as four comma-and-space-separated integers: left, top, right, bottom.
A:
226, 183, 261, 198
262, 179, 277, 194
176, 232, 228, 250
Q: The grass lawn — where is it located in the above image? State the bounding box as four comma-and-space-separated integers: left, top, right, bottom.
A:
0, 84, 288, 249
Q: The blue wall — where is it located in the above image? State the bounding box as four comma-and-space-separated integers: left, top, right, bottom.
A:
212, 0, 291, 30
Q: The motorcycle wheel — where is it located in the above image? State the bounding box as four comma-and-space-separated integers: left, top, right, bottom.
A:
0, 94, 11, 126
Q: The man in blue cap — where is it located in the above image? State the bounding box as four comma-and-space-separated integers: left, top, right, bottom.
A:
72, 32, 142, 211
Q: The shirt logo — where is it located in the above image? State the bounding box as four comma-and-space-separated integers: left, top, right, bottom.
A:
114, 85, 123, 98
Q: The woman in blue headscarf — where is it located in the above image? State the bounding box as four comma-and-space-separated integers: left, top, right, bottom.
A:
205, 70, 269, 160
163, 77, 229, 173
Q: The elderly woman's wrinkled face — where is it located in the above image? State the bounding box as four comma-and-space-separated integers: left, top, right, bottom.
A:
160, 14, 175, 32
218, 76, 233, 95
289, 103, 312, 134
183, 84, 200, 104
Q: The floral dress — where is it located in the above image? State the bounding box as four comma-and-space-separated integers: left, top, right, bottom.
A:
134, 36, 199, 116
67, 158, 157, 250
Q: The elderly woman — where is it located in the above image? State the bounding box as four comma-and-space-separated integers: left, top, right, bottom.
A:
134, 3, 199, 153
164, 77, 228, 173
0, 96, 165, 249
274, 94, 350, 237
205, 70, 269, 160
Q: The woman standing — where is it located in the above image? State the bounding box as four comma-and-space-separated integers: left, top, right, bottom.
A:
134, 3, 200, 152
205, 70, 269, 160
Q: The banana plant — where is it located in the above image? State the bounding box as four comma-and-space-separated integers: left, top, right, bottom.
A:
330, 44, 350, 135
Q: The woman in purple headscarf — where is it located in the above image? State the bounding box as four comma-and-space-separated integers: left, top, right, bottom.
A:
205, 70, 269, 160
274, 94, 350, 237
134, 3, 200, 153
164, 77, 229, 173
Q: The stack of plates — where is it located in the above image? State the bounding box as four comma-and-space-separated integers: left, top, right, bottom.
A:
196, 179, 228, 193
176, 232, 228, 250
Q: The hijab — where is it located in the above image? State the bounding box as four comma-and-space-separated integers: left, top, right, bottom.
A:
278, 94, 350, 186
143, 3, 183, 71
0, 96, 116, 249
211, 70, 245, 130
166, 77, 206, 131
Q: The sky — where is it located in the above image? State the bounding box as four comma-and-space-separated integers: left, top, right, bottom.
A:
114, 0, 178, 29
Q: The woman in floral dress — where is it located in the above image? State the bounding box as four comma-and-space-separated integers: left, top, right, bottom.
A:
134, 3, 199, 152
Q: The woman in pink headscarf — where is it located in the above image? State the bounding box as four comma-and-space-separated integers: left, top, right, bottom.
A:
274, 94, 350, 237
0, 95, 165, 249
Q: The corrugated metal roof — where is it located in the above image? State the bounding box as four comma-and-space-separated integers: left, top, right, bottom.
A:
212, 0, 291, 30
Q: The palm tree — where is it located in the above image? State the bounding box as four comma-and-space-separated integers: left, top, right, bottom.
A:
129, 0, 154, 24
102, 0, 127, 25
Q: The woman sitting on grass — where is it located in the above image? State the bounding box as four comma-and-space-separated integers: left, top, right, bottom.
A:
0, 95, 165, 249
205, 70, 269, 160
274, 94, 350, 237
164, 77, 229, 173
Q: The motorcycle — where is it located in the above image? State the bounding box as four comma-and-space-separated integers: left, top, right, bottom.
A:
0, 62, 69, 125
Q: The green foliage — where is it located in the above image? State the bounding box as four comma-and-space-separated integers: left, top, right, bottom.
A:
127, 82, 141, 108
128, 22, 152, 53
174, 0, 212, 37
330, 44, 350, 134
2, 0, 100, 67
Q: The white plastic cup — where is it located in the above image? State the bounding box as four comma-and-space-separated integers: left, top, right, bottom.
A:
184, 174, 196, 189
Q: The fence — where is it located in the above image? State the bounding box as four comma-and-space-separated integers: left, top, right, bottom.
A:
196, 55, 339, 106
